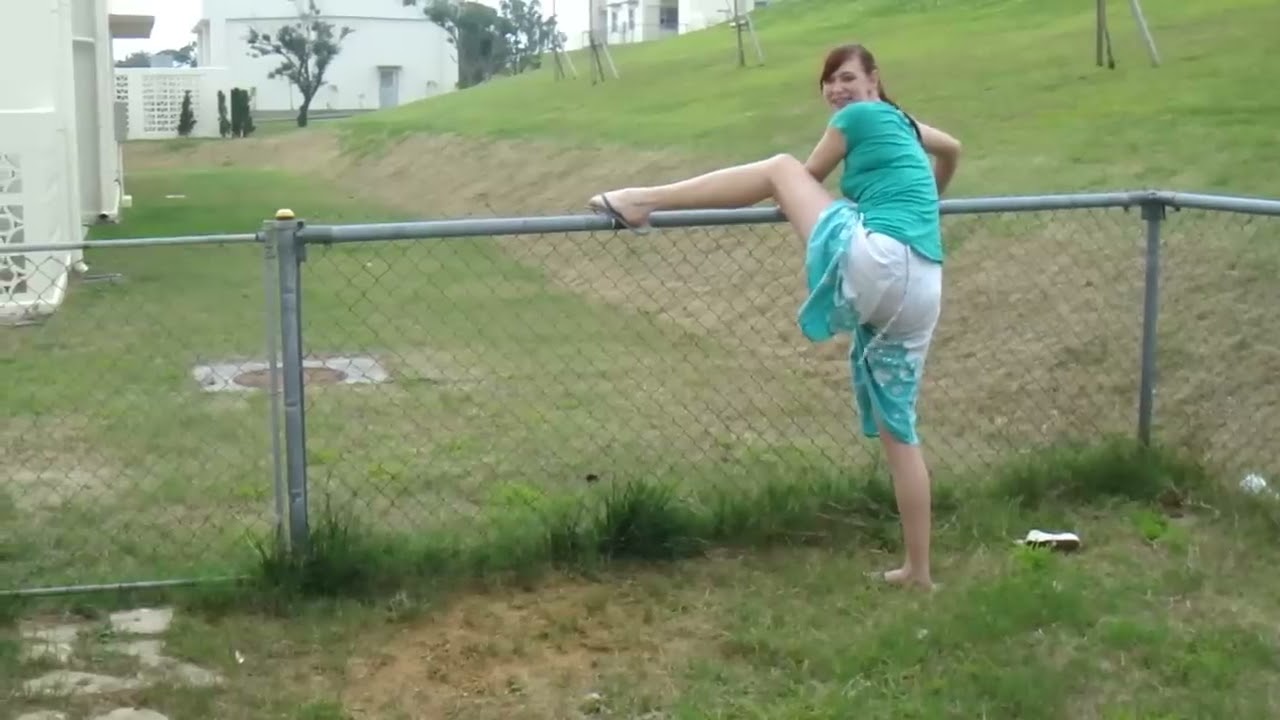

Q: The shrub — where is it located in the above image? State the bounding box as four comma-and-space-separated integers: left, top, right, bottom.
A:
217, 90, 231, 138
176, 90, 196, 137
229, 88, 256, 138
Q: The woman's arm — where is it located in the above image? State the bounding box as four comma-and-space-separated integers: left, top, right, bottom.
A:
917, 121, 962, 195
804, 125, 848, 183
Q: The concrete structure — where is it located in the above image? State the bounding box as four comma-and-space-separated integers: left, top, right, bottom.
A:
587, 0, 763, 46
191, 0, 458, 114
595, 0, 679, 45
677, 0, 761, 35
0, 0, 152, 322
114, 67, 231, 140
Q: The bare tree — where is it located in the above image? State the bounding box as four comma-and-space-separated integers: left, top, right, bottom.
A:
245, 0, 354, 127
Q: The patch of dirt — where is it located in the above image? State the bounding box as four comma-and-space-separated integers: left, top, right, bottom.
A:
342, 574, 709, 720
0, 417, 122, 513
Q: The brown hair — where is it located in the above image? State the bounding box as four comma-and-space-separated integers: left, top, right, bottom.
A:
819, 43, 922, 142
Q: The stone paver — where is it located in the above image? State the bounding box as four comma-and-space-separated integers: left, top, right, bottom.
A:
108, 608, 174, 636
157, 660, 222, 688
91, 710, 170, 720
19, 622, 86, 664
22, 670, 146, 696
14, 606, 217, 720
106, 639, 166, 668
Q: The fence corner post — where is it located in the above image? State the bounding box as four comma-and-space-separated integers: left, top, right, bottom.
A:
1137, 196, 1165, 447
272, 207, 310, 554
260, 216, 288, 554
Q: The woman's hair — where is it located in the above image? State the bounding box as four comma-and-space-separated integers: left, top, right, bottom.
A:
819, 43, 922, 142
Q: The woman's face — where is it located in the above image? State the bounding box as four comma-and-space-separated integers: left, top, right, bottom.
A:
822, 56, 879, 110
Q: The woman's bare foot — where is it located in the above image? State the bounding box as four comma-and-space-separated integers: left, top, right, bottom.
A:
587, 189, 656, 229
881, 566, 937, 591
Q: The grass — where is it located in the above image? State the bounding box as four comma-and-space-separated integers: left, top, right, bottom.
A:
345, 0, 1280, 196
5, 437, 1280, 718
2, 0, 1280, 715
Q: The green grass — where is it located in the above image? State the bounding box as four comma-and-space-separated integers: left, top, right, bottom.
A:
5, 437, 1280, 718
345, 0, 1280, 195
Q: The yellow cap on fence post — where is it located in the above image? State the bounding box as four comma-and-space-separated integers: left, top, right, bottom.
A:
275, 208, 296, 221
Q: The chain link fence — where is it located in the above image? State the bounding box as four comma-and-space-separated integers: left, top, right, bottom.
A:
1, 190, 1277, 595
0, 231, 286, 594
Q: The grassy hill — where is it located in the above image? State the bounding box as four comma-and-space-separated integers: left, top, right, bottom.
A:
343, 0, 1280, 196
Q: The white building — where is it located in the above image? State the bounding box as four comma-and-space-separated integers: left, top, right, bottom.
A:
593, 0, 678, 45
587, 0, 762, 46
0, 0, 152, 322
191, 0, 458, 115
678, 0, 762, 35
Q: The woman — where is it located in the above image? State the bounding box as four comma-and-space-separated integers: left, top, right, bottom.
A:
588, 43, 961, 590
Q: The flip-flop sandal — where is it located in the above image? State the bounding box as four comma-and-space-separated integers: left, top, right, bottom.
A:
1016, 529, 1082, 552
589, 193, 650, 235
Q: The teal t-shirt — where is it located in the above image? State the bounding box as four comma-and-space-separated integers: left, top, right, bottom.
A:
828, 100, 943, 263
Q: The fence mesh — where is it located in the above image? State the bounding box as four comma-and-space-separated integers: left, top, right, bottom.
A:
0, 242, 278, 592
2, 197, 1277, 594
295, 205, 1150, 538
1156, 208, 1280, 483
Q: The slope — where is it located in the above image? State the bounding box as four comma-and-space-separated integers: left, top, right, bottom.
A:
343, 0, 1280, 196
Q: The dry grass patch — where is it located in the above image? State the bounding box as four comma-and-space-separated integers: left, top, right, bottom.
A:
344, 572, 714, 719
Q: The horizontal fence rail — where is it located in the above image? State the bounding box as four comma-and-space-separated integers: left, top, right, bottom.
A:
1, 189, 1277, 597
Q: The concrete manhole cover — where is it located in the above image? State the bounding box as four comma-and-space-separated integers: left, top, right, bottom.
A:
192, 356, 390, 393
234, 366, 348, 387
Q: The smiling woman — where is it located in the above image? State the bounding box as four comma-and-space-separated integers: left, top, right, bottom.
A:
585, 41, 962, 591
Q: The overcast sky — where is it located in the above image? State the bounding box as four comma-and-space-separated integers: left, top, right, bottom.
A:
108, 0, 591, 59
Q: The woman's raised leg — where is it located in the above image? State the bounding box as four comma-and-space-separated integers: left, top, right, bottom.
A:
588, 153, 834, 243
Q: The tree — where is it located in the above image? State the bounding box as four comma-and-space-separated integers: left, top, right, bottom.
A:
177, 90, 196, 137
168, 41, 199, 68
115, 51, 154, 68
407, 0, 508, 88
114, 42, 198, 69
229, 88, 256, 138
217, 90, 232, 138
245, 0, 353, 127
499, 0, 559, 75
406, 0, 560, 88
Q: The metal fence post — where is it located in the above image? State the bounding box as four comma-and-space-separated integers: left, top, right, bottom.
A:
1137, 197, 1165, 446
273, 208, 310, 552
261, 220, 288, 552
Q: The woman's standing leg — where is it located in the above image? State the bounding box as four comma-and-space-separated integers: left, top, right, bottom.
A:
879, 435, 935, 588
848, 238, 943, 590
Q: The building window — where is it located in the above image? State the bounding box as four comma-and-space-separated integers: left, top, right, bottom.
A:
659, 5, 678, 29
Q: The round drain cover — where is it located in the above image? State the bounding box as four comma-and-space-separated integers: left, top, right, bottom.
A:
233, 366, 348, 388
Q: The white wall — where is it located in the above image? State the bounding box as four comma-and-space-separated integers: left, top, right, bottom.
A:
677, 0, 756, 34
73, 0, 126, 224
602, 0, 678, 45
198, 0, 457, 113
0, 0, 82, 321
115, 67, 230, 140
